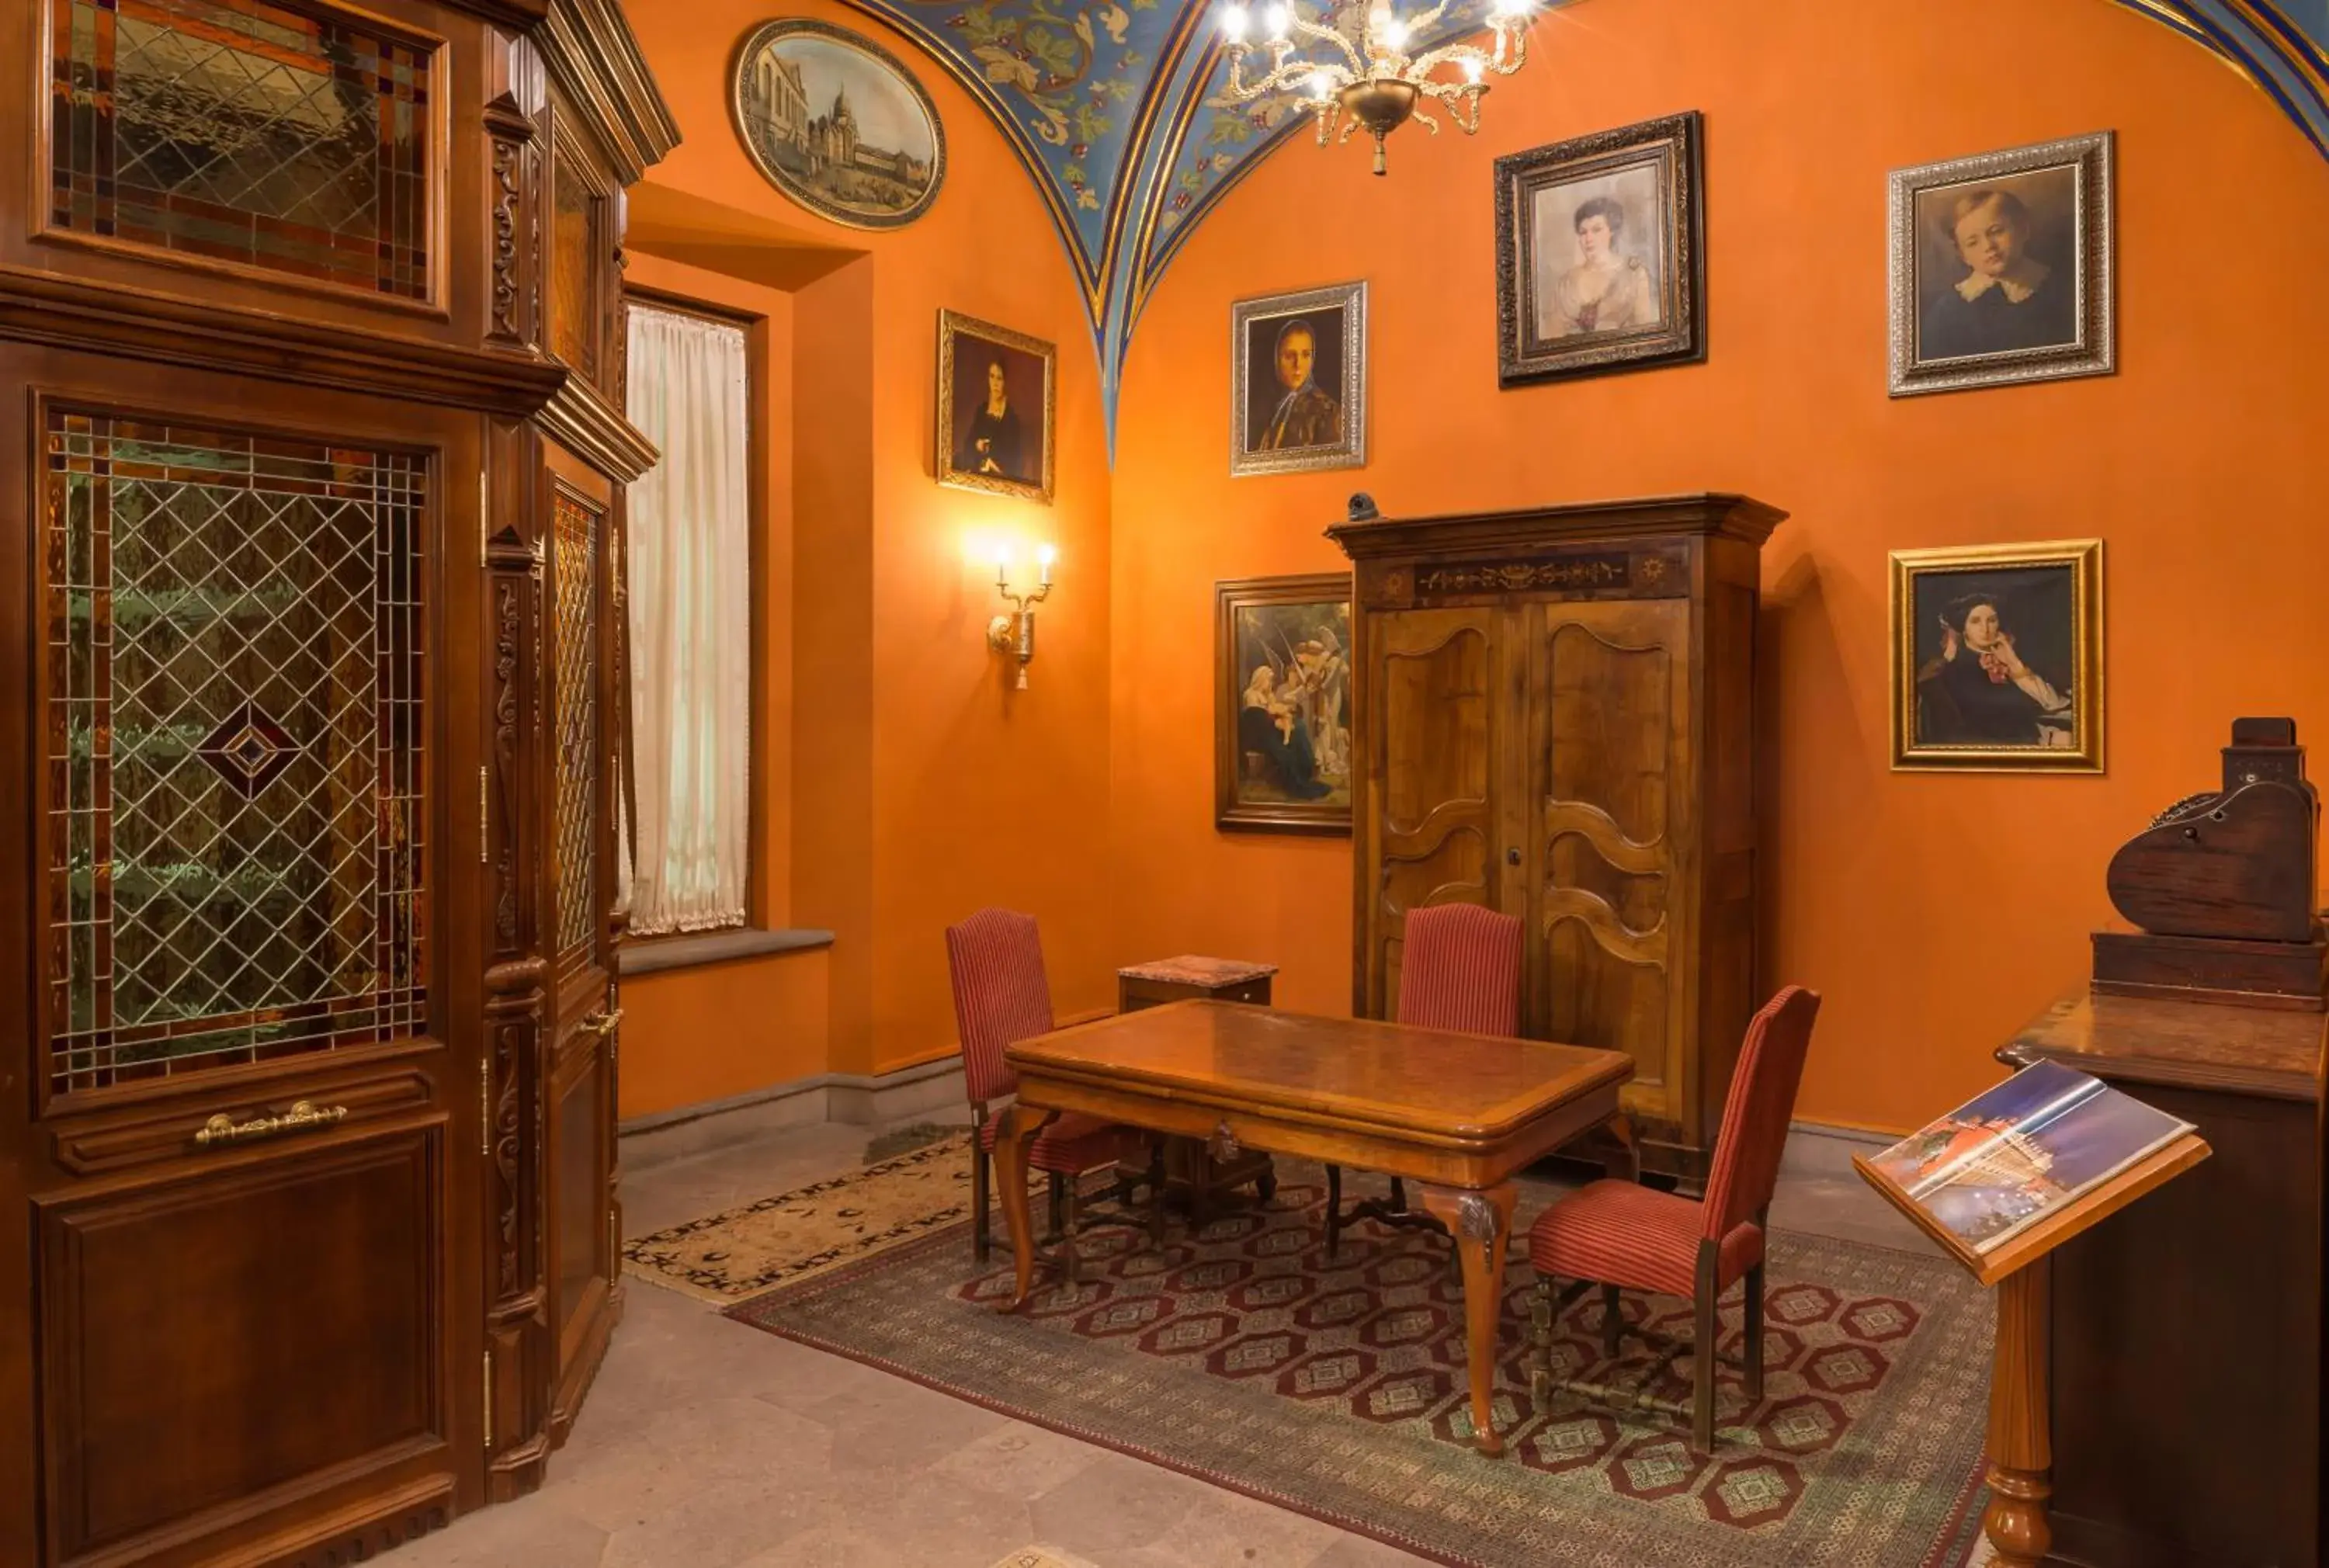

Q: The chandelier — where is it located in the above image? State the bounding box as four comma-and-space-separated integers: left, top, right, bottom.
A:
1215, 0, 1536, 175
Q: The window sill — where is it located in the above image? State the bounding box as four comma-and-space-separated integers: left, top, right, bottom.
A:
617, 927, 835, 977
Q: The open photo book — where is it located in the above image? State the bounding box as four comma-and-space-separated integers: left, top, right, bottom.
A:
1866, 1060, 2195, 1256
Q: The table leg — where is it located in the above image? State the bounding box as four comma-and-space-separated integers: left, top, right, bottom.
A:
992, 1102, 1057, 1313
1606, 1112, 1642, 1185
1420, 1181, 1519, 1457
1984, 1257, 2053, 1568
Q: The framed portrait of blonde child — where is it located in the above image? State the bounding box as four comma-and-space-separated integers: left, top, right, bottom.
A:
1888, 132, 2116, 396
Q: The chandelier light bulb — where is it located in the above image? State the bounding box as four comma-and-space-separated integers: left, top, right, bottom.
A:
1222, 3, 1248, 40
1461, 54, 1483, 83
1379, 17, 1408, 49
1262, 3, 1288, 39
1307, 70, 1332, 100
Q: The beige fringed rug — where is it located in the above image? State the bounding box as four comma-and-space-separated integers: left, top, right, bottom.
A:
621, 1130, 1049, 1304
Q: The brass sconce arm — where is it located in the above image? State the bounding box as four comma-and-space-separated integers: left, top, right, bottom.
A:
987, 578, 1053, 690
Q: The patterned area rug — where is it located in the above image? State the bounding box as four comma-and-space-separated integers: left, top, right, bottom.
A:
622, 1131, 1039, 1304
729, 1164, 1993, 1568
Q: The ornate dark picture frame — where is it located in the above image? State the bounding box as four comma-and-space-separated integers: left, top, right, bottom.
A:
731, 19, 946, 232
1887, 131, 2116, 397
1889, 538, 2105, 773
1494, 111, 1705, 388
1216, 573, 1354, 834
936, 309, 1057, 503
1230, 281, 1369, 478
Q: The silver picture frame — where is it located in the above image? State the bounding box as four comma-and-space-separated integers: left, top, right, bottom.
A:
1887, 131, 2116, 397
1229, 280, 1368, 478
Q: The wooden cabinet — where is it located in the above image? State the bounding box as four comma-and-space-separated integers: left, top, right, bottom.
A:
0, 1, 676, 1563
1331, 494, 1781, 1183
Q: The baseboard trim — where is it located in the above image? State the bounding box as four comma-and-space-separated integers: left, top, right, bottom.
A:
1786, 1119, 1893, 1149
620, 1053, 967, 1143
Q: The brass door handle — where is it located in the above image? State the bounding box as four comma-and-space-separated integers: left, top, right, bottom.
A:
193, 1100, 349, 1148
580, 1008, 625, 1039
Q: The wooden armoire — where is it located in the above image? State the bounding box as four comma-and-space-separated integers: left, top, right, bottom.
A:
0, 1, 676, 1563
1330, 494, 1782, 1185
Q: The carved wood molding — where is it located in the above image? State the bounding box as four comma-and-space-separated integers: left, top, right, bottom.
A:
446, 0, 551, 26
538, 373, 659, 481
1331, 493, 1786, 559
52, 1071, 436, 1176
0, 269, 566, 417
538, 0, 682, 186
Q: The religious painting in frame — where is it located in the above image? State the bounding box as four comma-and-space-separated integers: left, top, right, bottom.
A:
1890, 539, 2105, 773
936, 309, 1056, 503
1888, 132, 2115, 397
1230, 282, 1368, 478
1217, 574, 1354, 834
731, 19, 946, 231
1494, 111, 1705, 388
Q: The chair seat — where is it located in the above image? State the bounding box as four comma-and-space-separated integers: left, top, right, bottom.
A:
1527, 1180, 1764, 1299
979, 1109, 1144, 1174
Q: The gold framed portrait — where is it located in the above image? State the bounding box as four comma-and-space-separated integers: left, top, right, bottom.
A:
1890, 539, 2105, 773
1217, 574, 1353, 834
1229, 282, 1367, 478
1888, 132, 2115, 397
935, 309, 1056, 504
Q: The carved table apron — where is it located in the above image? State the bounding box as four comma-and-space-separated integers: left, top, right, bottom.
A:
991, 1000, 1633, 1455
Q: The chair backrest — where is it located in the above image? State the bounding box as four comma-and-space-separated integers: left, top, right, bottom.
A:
944, 907, 1055, 1105
1701, 986, 1824, 1240
1395, 903, 1524, 1036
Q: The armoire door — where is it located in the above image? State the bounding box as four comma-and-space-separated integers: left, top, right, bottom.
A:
1526, 596, 1696, 1145
0, 354, 488, 1566
1356, 606, 1519, 1022
541, 450, 623, 1441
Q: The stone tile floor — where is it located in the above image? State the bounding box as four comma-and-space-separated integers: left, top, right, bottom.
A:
395, 1108, 1983, 1568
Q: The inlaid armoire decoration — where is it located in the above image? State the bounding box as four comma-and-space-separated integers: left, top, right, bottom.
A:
1330, 494, 1782, 1185
0, 0, 677, 1563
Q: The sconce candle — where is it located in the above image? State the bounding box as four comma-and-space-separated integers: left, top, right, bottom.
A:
987, 548, 1057, 690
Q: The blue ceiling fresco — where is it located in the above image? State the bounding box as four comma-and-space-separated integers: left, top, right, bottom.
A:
835, 0, 2329, 439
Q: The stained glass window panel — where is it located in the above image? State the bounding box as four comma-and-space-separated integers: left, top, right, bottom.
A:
49, 0, 434, 300
549, 155, 599, 376
44, 409, 429, 1094
553, 492, 600, 957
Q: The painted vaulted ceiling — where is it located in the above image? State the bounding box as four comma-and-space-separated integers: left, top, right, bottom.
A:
832, 0, 2329, 428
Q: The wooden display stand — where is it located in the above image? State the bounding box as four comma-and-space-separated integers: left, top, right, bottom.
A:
1116, 957, 1279, 1215
1855, 1134, 2212, 1567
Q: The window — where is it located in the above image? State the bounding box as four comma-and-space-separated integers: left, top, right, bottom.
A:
620, 300, 752, 935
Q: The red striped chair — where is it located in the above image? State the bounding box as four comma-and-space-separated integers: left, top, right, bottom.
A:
946, 908, 1162, 1280
1525, 985, 1824, 1452
1325, 902, 1524, 1257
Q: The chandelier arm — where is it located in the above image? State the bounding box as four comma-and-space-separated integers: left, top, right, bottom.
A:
1410, 102, 1441, 134
1287, 9, 1370, 77
1405, 40, 1485, 79
1402, 0, 1458, 40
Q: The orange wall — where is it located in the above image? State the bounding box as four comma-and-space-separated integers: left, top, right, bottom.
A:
620, 0, 1114, 1111
1109, 0, 2329, 1133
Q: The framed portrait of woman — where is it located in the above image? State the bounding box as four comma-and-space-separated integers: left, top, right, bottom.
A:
936, 309, 1056, 503
1229, 282, 1367, 478
1888, 133, 2115, 397
1494, 112, 1705, 388
1890, 539, 2105, 772
1216, 574, 1353, 833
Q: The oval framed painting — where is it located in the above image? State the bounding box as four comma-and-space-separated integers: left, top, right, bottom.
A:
730, 19, 946, 231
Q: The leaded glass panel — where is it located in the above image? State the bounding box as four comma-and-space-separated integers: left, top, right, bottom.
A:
49, 0, 434, 300
553, 492, 600, 957
44, 409, 428, 1094
549, 154, 600, 376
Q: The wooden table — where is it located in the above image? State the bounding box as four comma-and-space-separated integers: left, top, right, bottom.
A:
991, 1000, 1633, 1455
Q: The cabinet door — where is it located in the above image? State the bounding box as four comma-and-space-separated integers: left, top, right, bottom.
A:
1359, 607, 1511, 1022
1529, 598, 1695, 1130
2, 365, 484, 1567
542, 469, 621, 1441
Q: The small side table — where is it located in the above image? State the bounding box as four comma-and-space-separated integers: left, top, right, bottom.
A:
1116, 956, 1279, 1216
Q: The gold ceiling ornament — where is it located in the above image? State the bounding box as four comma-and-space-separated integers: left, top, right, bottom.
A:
1215, 0, 1537, 175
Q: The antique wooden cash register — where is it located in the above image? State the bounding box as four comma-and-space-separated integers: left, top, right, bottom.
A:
1998, 718, 2327, 1566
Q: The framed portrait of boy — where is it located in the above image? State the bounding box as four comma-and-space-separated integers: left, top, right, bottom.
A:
936, 309, 1056, 503
1216, 574, 1353, 833
1888, 132, 2116, 397
1494, 111, 1705, 388
1229, 283, 1367, 478
1890, 539, 2105, 773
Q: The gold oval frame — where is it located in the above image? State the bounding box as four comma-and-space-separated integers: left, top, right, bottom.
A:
729, 19, 946, 232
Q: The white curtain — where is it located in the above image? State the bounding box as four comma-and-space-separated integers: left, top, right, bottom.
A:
621, 304, 751, 935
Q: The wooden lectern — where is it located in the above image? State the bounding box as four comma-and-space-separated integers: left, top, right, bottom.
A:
1855, 1134, 2210, 1566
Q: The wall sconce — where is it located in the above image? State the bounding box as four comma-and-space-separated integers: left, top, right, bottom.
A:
987, 545, 1054, 690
